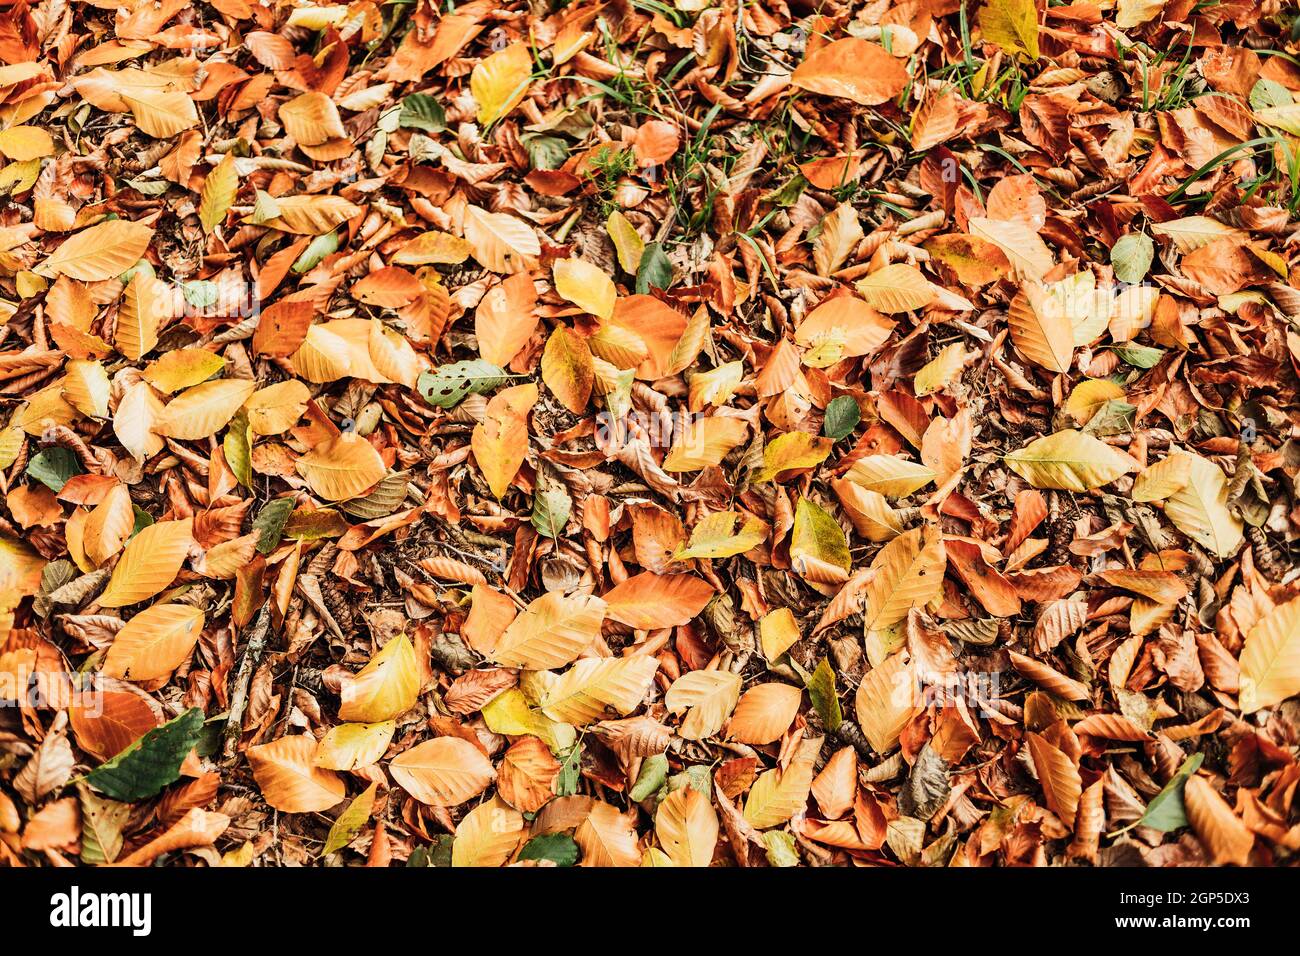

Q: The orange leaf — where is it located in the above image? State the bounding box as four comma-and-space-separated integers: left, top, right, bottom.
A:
247, 736, 346, 813
602, 571, 714, 629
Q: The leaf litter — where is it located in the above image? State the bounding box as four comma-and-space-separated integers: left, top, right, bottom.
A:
1, 0, 1300, 869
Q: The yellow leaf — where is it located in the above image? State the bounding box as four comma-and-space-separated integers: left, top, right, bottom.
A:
969, 216, 1052, 280
38, 219, 153, 282
278, 92, 346, 146
832, 478, 904, 541
854, 263, 936, 314
1008, 281, 1074, 372
843, 455, 936, 497
812, 202, 863, 277
61, 359, 110, 419
261, 195, 361, 234
790, 497, 851, 588
243, 380, 310, 436
83, 483, 134, 567
665, 669, 741, 740
752, 431, 833, 483
122, 87, 200, 138
1003, 429, 1136, 491
142, 348, 226, 394
1131, 452, 1192, 502
575, 801, 640, 866
248, 735, 345, 813
199, 153, 239, 234
470, 41, 533, 127
1150, 216, 1247, 254
977, 0, 1040, 59
553, 257, 616, 320
102, 604, 205, 681
541, 326, 594, 414
0, 536, 45, 597
338, 633, 420, 723
13, 383, 77, 436
489, 590, 607, 670
687, 360, 742, 411
864, 527, 946, 631
0, 426, 21, 470
464, 205, 540, 273
481, 689, 576, 753
913, 343, 967, 397
452, 797, 524, 866
855, 651, 918, 752
471, 383, 536, 498
391, 231, 471, 266
390, 736, 496, 807
539, 656, 660, 725
607, 211, 645, 273
673, 510, 767, 560
116, 271, 164, 361
321, 781, 378, 855
97, 517, 194, 608
114, 381, 166, 462
0, 125, 53, 161
368, 319, 422, 388
655, 786, 718, 867
1183, 774, 1253, 866
759, 608, 801, 662
155, 378, 256, 440
743, 736, 821, 828
1064, 378, 1125, 425
295, 432, 387, 501
1237, 596, 1300, 713
1161, 452, 1244, 558
662, 416, 748, 471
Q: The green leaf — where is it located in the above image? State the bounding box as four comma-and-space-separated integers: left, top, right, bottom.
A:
805, 658, 843, 732
1111, 232, 1153, 284
78, 784, 130, 865
1083, 399, 1136, 436
763, 830, 800, 866
630, 752, 668, 802
131, 505, 154, 535
339, 471, 410, 520
292, 229, 340, 274
518, 832, 580, 866
556, 740, 583, 797
417, 359, 508, 409
182, 280, 218, 309
224, 410, 253, 488
323, 782, 377, 856
531, 486, 571, 539
398, 93, 446, 133
636, 242, 672, 294
823, 395, 861, 440
253, 496, 295, 554
524, 134, 569, 171
26, 448, 81, 492
1250, 78, 1293, 111
762, 175, 807, 208
406, 835, 453, 866
1113, 342, 1164, 369
669, 764, 712, 795
83, 708, 204, 802
1139, 753, 1204, 832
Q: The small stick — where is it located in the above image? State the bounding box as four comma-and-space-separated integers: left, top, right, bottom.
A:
223, 604, 272, 762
